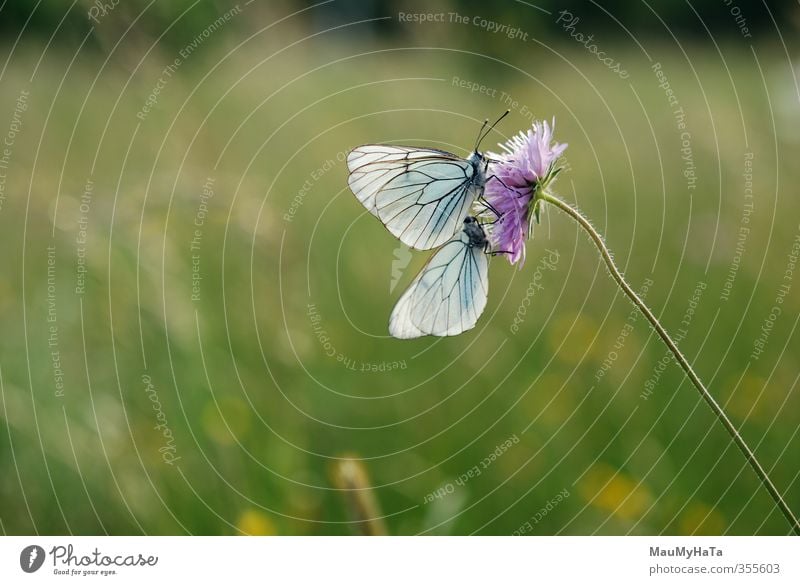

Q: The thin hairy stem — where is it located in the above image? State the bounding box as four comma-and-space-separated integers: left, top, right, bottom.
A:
540, 191, 800, 535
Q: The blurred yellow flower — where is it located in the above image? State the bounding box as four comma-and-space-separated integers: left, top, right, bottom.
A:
236, 509, 276, 535
679, 501, 726, 535
579, 462, 652, 521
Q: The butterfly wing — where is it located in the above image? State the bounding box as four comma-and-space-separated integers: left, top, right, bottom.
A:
388, 231, 489, 339
347, 145, 482, 250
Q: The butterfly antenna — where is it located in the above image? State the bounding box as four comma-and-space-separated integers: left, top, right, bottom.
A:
473, 118, 489, 151
475, 109, 510, 151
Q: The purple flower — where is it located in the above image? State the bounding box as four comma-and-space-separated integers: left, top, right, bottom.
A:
483, 119, 567, 267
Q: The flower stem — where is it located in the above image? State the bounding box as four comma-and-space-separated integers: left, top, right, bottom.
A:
540, 191, 800, 535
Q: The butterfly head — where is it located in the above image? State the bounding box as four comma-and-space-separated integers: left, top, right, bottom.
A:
467, 150, 485, 166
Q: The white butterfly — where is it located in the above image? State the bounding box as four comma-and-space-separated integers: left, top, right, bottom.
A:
346, 114, 508, 338
347, 145, 488, 250
388, 216, 490, 338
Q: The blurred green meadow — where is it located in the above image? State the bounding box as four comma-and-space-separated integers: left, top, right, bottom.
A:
0, 1, 799, 535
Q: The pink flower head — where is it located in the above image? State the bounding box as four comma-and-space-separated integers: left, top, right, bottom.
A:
483, 119, 567, 267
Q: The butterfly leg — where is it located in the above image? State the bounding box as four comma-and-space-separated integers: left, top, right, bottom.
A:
483, 241, 512, 256
477, 202, 504, 224
485, 173, 523, 194
475, 184, 506, 222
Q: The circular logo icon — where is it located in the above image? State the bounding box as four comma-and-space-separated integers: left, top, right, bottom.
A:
20, 545, 45, 573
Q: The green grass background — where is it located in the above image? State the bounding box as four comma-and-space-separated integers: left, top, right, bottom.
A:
0, 3, 799, 535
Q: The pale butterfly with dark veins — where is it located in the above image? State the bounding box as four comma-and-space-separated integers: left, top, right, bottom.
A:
346, 113, 510, 338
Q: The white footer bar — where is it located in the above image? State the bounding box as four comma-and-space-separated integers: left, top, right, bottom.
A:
1, 536, 797, 584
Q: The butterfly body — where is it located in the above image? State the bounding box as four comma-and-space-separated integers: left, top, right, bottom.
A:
462, 215, 489, 250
